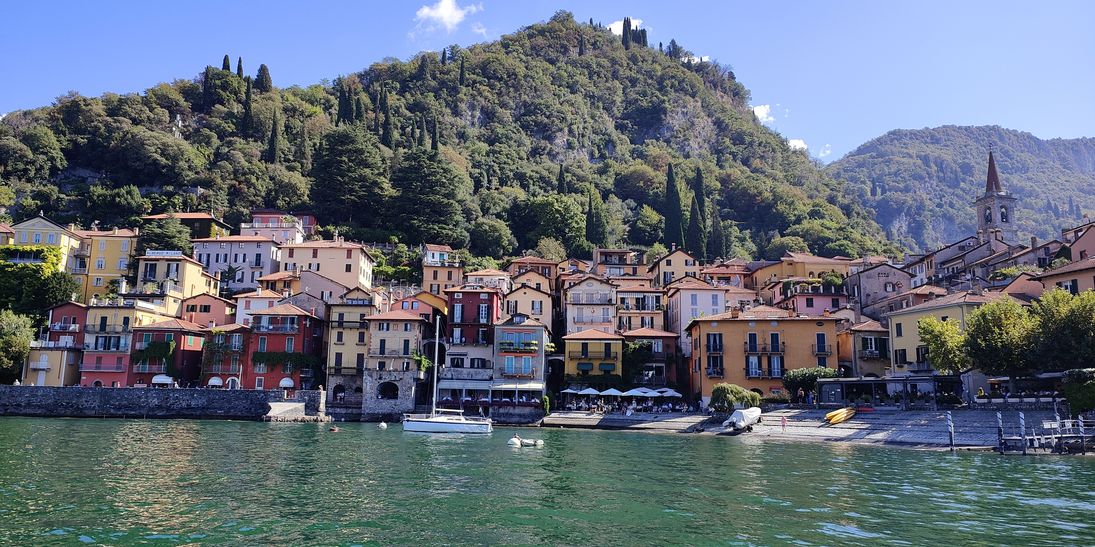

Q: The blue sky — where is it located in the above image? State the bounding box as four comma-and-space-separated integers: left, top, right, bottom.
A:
2, 0, 1092, 162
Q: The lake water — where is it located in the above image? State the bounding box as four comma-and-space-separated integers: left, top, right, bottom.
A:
0, 417, 1092, 545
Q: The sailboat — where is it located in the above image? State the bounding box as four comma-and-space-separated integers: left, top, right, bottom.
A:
402, 316, 493, 434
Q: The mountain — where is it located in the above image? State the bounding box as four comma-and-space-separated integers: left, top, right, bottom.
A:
829, 125, 1095, 251
0, 11, 898, 265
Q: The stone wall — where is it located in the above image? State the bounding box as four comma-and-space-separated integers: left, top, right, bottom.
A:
361, 370, 423, 421
0, 386, 324, 420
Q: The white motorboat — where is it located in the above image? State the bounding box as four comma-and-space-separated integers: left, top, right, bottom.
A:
402, 317, 493, 435
722, 407, 762, 431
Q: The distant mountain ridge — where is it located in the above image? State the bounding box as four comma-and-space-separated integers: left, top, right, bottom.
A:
828, 125, 1095, 252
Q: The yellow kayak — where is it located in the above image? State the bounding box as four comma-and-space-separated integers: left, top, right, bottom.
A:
825, 407, 856, 424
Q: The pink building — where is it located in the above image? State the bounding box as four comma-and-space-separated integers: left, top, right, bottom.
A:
181, 293, 236, 328
129, 319, 206, 387
773, 280, 850, 316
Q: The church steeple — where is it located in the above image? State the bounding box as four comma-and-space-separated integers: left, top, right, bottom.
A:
985, 150, 1002, 194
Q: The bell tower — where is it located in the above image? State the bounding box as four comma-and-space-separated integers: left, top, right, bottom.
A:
973, 149, 1018, 244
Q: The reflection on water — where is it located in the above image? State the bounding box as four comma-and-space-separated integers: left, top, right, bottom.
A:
0, 418, 1093, 545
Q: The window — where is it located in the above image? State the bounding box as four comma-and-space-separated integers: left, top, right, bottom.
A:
32, 233, 41, 243
121, 240, 130, 251
93, 277, 104, 286
358, 331, 366, 344
312, 249, 318, 258
450, 357, 465, 368
895, 323, 903, 337
816, 356, 828, 367
117, 259, 127, 270
377, 322, 390, 332
335, 331, 344, 344
1000, 206, 1009, 224
805, 297, 814, 307
334, 352, 343, 366
345, 264, 352, 273
404, 322, 412, 332
186, 305, 197, 312
666, 259, 672, 266
831, 298, 840, 309
894, 349, 907, 364
356, 353, 365, 368
255, 377, 265, 389
47, 233, 57, 244
95, 258, 105, 270
884, 282, 895, 292
258, 336, 267, 352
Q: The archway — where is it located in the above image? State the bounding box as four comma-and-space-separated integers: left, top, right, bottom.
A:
839, 364, 854, 378
750, 388, 763, 396
93, 380, 103, 388
226, 377, 240, 390
332, 383, 346, 402
378, 381, 399, 400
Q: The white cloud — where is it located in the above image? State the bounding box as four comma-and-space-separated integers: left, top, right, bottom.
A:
608, 18, 643, 36
752, 104, 774, 124
471, 22, 487, 37
818, 144, 833, 158
788, 139, 808, 151
413, 0, 482, 35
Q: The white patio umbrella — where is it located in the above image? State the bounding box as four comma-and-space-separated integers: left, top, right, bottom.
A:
600, 388, 624, 396
622, 388, 648, 397
561, 388, 579, 394
645, 391, 663, 398
578, 387, 601, 396
655, 387, 673, 393
660, 389, 683, 398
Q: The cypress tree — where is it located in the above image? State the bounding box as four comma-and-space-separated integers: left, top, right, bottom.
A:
640, 28, 648, 47
241, 77, 253, 135
556, 163, 566, 193
585, 186, 608, 246
691, 167, 708, 229
622, 17, 632, 49
430, 118, 439, 151
459, 57, 466, 87
236, 57, 243, 77
222, 55, 231, 71
686, 196, 706, 258
381, 97, 394, 148
354, 95, 366, 123
663, 164, 685, 249
708, 205, 726, 261
255, 64, 273, 92
265, 113, 280, 163
201, 66, 214, 110
441, 48, 448, 66
336, 86, 347, 125
578, 34, 586, 56
417, 114, 427, 147
589, 17, 594, 25
373, 90, 382, 134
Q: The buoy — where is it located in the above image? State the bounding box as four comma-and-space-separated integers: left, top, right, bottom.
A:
378, 422, 388, 430
535, 440, 544, 448
329, 426, 341, 432
507, 438, 521, 446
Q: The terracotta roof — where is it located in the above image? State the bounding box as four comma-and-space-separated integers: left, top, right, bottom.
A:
1032, 258, 1095, 279
621, 327, 678, 338
204, 323, 249, 332
0, 223, 12, 234
890, 290, 1017, 315
233, 289, 283, 299
181, 293, 236, 305
505, 285, 552, 298
281, 239, 367, 249
563, 328, 624, 341
497, 314, 547, 328
365, 310, 427, 322
143, 212, 223, 221
135, 318, 205, 331
443, 285, 501, 294
74, 228, 138, 238
467, 268, 509, 276
508, 256, 556, 266
723, 287, 759, 296
849, 319, 886, 332
249, 303, 316, 318
783, 252, 852, 265
257, 271, 298, 281
665, 276, 717, 292
423, 243, 454, 252
193, 235, 277, 243
701, 265, 749, 275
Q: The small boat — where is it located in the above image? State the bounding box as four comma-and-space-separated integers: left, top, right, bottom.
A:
825, 407, 856, 425
722, 407, 762, 431
401, 317, 493, 435
507, 436, 544, 447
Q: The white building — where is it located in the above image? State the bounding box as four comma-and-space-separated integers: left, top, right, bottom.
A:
193, 235, 281, 293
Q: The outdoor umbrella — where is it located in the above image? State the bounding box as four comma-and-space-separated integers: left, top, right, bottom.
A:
622, 388, 648, 397
600, 388, 624, 397
660, 389, 683, 398
578, 387, 601, 396
561, 388, 579, 394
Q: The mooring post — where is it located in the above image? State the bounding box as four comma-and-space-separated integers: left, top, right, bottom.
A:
996, 411, 1003, 453
1080, 416, 1087, 456
1020, 412, 1027, 455
946, 411, 954, 452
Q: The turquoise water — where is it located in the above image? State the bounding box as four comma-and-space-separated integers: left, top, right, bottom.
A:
0, 418, 1092, 545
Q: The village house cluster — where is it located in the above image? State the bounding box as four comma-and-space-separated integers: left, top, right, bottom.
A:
7, 152, 1095, 417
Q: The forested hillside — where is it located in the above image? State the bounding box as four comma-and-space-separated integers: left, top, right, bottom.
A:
829, 125, 1095, 251
0, 11, 897, 262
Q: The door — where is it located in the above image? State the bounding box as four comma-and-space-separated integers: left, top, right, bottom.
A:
35, 370, 46, 386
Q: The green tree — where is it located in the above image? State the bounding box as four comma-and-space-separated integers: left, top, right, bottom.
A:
1028, 289, 1095, 372
917, 317, 968, 374
766, 235, 810, 259
585, 186, 608, 246
662, 164, 684, 249
534, 237, 567, 262
0, 310, 35, 384
459, 57, 466, 87
631, 204, 663, 246
644, 242, 668, 264
691, 167, 707, 229
685, 195, 706, 258
84, 185, 151, 228
137, 216, 194, 255
468, 216, 516, 258
556, 163, 566, 194
254, 64, 273, 92
240, 77, 254, 136
622, 17, 632, 49
709, 206, 726, 260
389, 149, 470, 247
430, 117, 439, 151
221, 55, 231, 71
964, 298, 1034, 386
709, 383, 760, 413
381, 96, 394, 148
781, 367, 838, 402
578, 33, 586, 56
236, 56, 243, 78
513, 196, 586, 255
310, 125, 391, 226
264, 113, 282, 163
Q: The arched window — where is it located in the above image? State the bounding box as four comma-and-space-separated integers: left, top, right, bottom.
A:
1000, 206, 1009, 223
984, 207, 993, 224
378, 381, 399, 400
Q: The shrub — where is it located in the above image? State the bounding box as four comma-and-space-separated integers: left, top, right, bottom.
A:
709, 383, 761, 413
761, 395, 790, 404
781, 367, 838, 401
1063, 368, 1095, 417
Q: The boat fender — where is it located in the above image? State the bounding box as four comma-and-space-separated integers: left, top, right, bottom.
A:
507, 438, 521, 446
536, 440, 545, 448
378, 422, 388, 430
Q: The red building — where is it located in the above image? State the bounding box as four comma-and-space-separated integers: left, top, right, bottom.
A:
246, 303, 322, 391
23, 302, 88, 386
181, 293, 236, 328
444, 285, 504, 346
201, 323, 250, 389
129, 319, 206, 387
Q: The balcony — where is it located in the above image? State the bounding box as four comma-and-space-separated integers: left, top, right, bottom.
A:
440, 367, 494, 381
85, 324, 129, 334
131, 363, 167, 374
858, 349, 882, 360
618, 303, 664, 312
705, 344, 724, 354
84, 343, 130, 353
203, 364, 242, 374
30, 340, 82, 350
79, 362, 126, 372
69, 267, 88, 275
331, 321, 368, 329
50, 323, 81, 332
569, 296, 614, 305
498, 366, 537, 379
497, 342, 540, 354
448, 337, 491, 346
768, 368, 783, 378
568, 351, 617, 359
29, 360, 51, 370
706, 367, 724, 378
328, 366, 363, 376
252, 324, 299, 333
812, 344, 833, 356
74, 246, 90, 257
745, 367, 763, 378
573, 316, 613, 324
743, 342, 786, 354
368, 349, 413, 358
424, 258, 462, 268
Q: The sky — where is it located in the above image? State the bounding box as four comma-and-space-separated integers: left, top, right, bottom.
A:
2, 0, 1093, 162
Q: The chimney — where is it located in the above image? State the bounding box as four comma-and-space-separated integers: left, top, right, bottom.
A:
976, 229, 984, 243
112, 227, 118, 235
1030, 236, 1037, 249
730, 308, 740, 318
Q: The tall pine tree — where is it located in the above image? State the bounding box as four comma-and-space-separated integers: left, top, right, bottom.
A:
240, 77, 253, 135
663, 164, 685, 249
622, 17, 632, 49
556, 163, 567, 193
691, 167, 707, 229
686, 196, 706, 258
459, 57, 466, 87
578, 34, 586, 56
201, 66, 214, 110
381, 92, 394, 148
265, 113, 281, 163
708, 205, 726, 261
236, 57, 243, 77
255, 64, 273, 92
585, 186, 608, 246
354, 95, 366, 123
222, 55, 231, 71
441, 48, 448, 66
430, 118, 439, 151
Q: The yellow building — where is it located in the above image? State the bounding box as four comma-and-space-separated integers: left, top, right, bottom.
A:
10, 214, 84, 274
562, 328, 623, 378
749, 252, 852, 289
503, 284, 553, 333
1031, 258, 1095, 295
836, 319, 890, 378
884, 290, 1016, 375
75, 227, 138, 301
512, 269, 552, 293
422, 243, 463, 295
129, 251, 221, 316
687, 305, 841, 404
281, 238, 376, 290
0, 223, 13, 245
647, 248, 701, 287
325, 287, 384, 406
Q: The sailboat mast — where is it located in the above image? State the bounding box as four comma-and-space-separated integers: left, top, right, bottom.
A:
430, 315, 440, 417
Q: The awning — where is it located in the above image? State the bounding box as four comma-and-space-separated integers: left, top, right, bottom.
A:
598, 363, 616, 372
278, 378, 295, 388
207, 377, 224, 386
576, 362, 594, 371
151, 374, 173, 384
438, 379, 492, 391
492, 382, 545, 391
